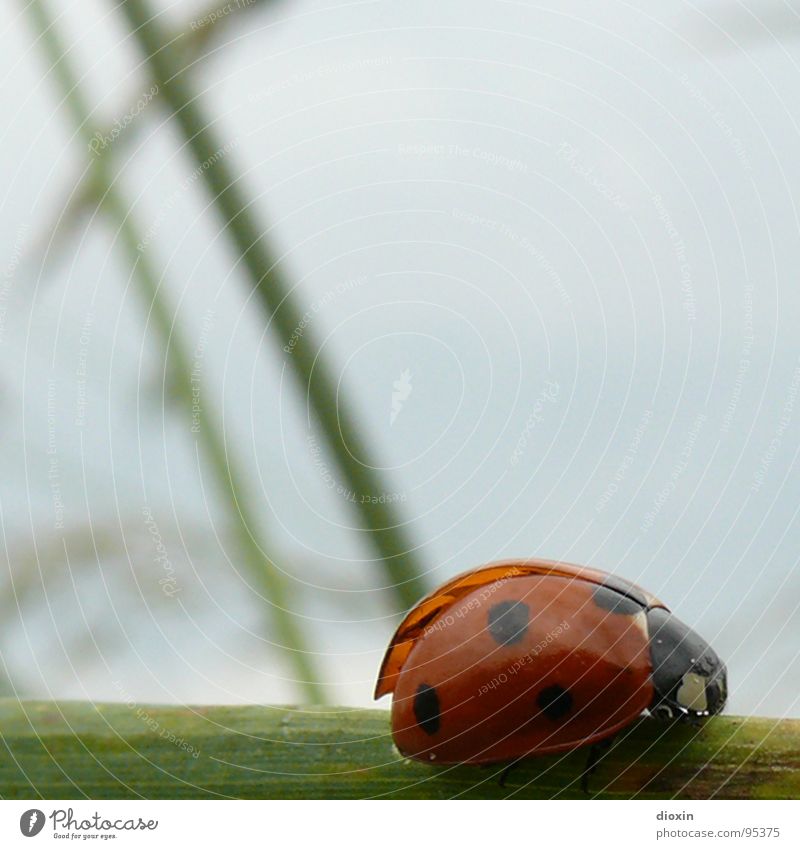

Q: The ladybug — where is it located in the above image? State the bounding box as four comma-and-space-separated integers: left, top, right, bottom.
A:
375, 559, 727, 764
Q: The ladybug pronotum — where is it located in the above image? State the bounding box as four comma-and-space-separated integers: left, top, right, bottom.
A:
375, 559, 727, 764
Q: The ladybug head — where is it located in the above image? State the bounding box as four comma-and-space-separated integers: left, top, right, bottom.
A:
646, 607, 727, 720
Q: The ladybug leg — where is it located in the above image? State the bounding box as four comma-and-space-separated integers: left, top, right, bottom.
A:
498, 756, 525, 788
580, 736, 615, 794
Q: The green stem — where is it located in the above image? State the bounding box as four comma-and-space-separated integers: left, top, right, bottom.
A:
1, 701, 797, 799
22, 0, 325, 703
33, 0, 276, 271
115, 0, 429, 610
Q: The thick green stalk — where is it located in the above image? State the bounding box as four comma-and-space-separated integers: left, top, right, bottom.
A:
22, 0, 324, 703
1, 701, 797, 799
115, 0, 429, 609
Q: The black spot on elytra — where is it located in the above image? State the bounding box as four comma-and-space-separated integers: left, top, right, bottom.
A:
413, 684, 441, 735
593, 584, 644, 615
537, 684, 573, 720
487, 600, 530, 645
600, 575, 648, 607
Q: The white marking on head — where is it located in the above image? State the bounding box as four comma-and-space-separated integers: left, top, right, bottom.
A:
676, 672, 708, 712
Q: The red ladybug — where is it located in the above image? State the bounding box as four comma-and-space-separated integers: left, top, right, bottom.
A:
375, 559, 727, 764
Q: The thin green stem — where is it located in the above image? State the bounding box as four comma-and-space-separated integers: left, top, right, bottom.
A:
33, 0, 276, 272
22, 0, 325, 703
115, 0, 430, 609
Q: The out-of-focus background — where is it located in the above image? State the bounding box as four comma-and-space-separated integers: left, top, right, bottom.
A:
1, 0, 799, 717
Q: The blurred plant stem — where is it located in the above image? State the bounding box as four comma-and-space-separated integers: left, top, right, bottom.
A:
116, 0, 429, 610
32, 0, 275, 273
22, 0, 325, 703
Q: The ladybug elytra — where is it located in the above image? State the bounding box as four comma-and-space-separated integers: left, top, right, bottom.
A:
375, 559, 727, 764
